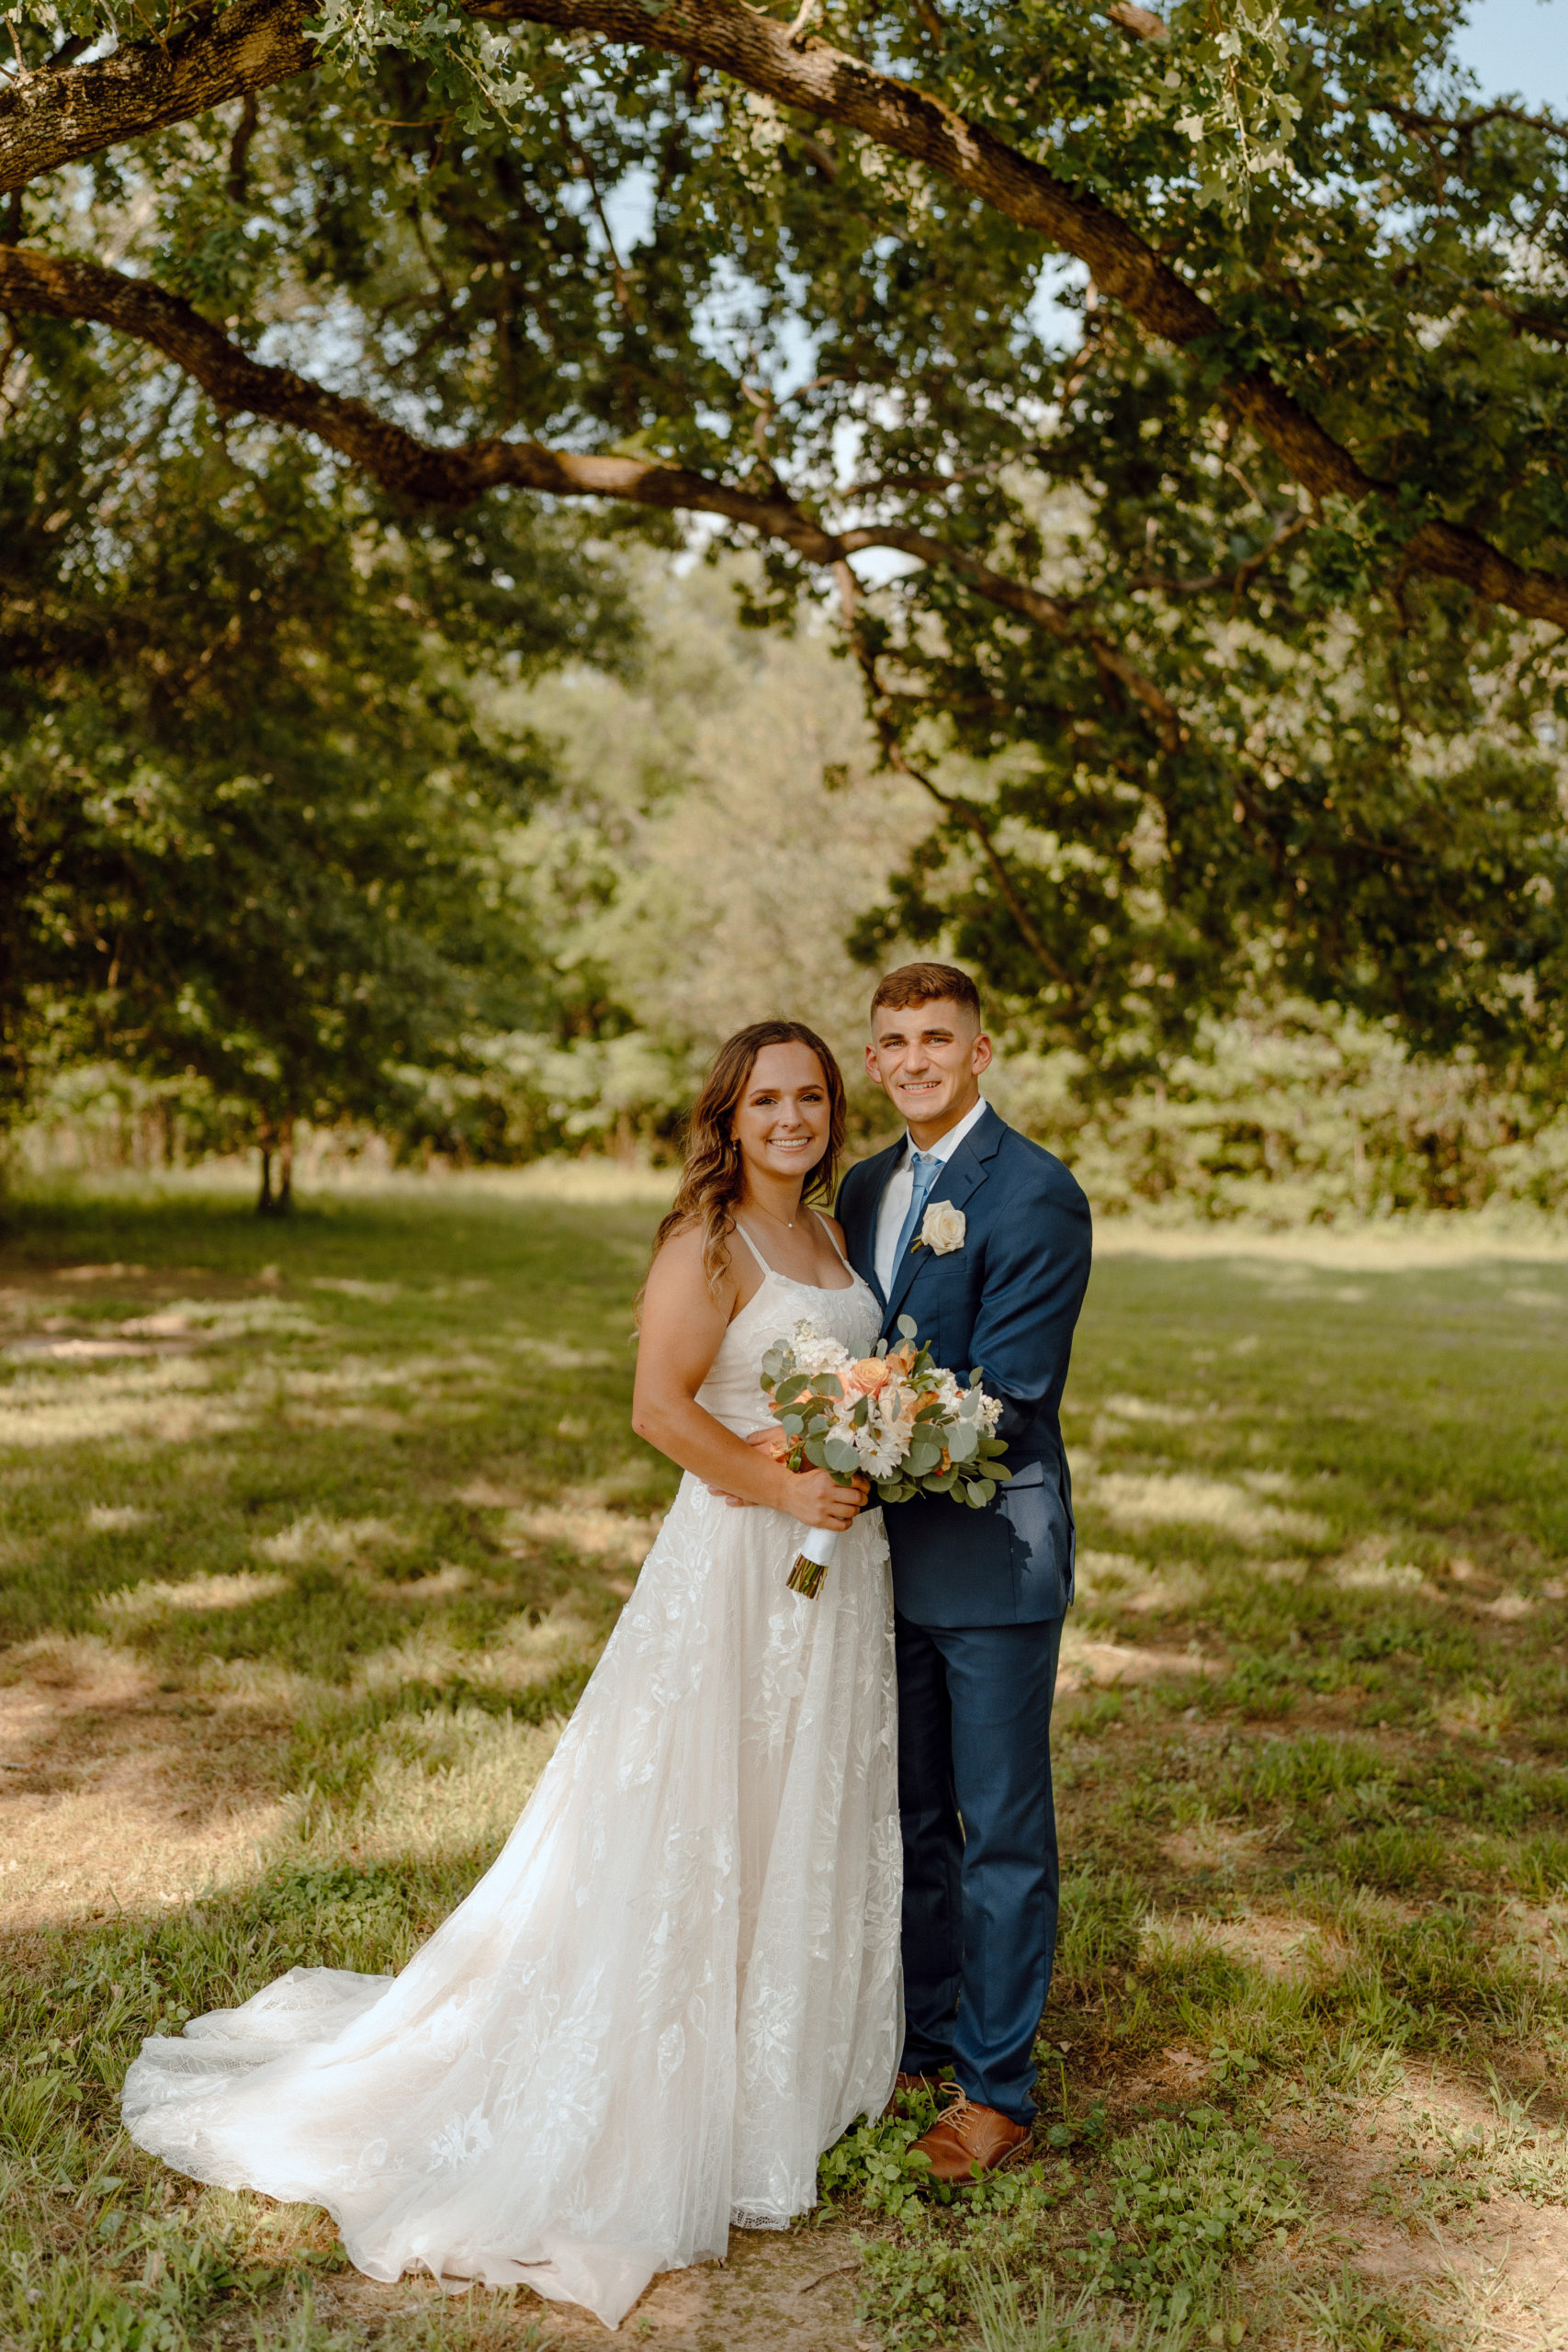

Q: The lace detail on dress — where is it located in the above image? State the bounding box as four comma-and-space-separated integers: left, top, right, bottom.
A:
122, 1260, 899, 2334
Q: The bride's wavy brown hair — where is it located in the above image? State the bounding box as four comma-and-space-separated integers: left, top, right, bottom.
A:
649, 1022, 848, 1300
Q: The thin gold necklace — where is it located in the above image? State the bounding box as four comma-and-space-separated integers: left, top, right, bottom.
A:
750, 1199, 803, 1234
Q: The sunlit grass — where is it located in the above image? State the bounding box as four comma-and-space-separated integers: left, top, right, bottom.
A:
2, 1181, 1567, 2347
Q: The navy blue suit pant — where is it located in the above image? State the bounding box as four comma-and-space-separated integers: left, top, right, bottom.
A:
895, 1611, 1064, 2123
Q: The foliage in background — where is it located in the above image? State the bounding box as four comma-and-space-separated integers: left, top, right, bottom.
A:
6, 558, 924, 1177
423, 558, 928, 1158
1, 0, 1565, 1092
988, 998, 1568, 1222
0, 310, 629, 1204
11, 555, 1568, 1218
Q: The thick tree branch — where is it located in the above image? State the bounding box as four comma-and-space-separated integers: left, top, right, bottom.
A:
0, 0, 316, 191
452, 2, 1561, 606
0, 246, 829, 530
0, 243, 1177, 735
3, 0, 1566, 626
483, 0, 1568, 630
1103, 4, 1168, 41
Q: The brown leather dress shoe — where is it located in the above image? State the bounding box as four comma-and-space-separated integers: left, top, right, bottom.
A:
908, 2091, 1032, 2183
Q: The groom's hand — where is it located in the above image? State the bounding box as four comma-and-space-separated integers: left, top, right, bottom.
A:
708, 1426, 787, 1506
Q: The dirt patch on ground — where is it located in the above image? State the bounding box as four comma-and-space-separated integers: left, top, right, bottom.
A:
1271, 2074, 1568, 2348
0, 1635, 299, 1920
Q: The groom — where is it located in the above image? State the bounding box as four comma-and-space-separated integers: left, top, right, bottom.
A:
835, 962, 1092, 2180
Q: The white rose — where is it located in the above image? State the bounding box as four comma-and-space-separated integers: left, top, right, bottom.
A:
917, 1201, 966, 1256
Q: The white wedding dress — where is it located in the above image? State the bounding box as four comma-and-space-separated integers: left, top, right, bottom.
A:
122, 1222, 901, 2332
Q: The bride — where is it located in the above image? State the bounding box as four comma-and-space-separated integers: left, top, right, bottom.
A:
122, 1020, 901, 2332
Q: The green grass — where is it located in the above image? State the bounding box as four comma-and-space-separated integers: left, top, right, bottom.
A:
2, 1182, 1567, 2349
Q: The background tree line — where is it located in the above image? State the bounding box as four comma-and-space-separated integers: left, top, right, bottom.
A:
9, 536, 1568, 1220
1, 0, 1565, 1212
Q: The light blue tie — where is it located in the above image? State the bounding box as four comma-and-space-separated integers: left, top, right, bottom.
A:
892, 1148, 942, 1277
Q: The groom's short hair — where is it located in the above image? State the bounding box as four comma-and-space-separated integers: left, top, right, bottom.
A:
871, 962, 983, 1026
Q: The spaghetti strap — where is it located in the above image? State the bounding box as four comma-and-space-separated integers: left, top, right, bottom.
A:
731, 1220, 775, 1278
810, 1210, 856, 1276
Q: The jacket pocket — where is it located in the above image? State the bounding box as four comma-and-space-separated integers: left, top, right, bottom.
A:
995, 1459, 1074, 1617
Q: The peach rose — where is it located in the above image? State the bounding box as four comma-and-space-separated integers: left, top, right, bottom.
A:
848, 1357, 890, 1396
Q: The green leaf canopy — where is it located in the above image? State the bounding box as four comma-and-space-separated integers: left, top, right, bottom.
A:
0, 0, 1563, 1084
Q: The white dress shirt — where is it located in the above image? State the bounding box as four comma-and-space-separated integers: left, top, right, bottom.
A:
874, 1094, 988, 1298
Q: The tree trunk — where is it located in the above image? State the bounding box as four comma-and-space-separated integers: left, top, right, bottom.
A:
255, 1114, 295, 1216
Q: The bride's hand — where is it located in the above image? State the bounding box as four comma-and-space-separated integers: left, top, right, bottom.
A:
786, 1466, 871, 1532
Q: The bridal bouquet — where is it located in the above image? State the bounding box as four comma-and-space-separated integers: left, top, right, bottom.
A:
760, 1315, 1010, 1599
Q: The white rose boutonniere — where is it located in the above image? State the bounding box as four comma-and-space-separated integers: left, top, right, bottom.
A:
914, 1201, 966, 1256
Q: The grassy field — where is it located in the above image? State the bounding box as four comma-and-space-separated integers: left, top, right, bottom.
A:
2, 1179, 1567, 2352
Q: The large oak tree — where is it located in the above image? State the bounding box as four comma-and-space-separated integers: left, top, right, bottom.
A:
2, 0, 1565, 1080
0, 308, 628, 1193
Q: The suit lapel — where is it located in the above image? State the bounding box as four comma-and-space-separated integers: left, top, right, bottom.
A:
843, 1140, 903, 1309
883, 1104, 1006, 1333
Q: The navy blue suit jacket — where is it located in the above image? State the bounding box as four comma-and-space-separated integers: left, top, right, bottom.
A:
836, 1104, 1092, 1628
